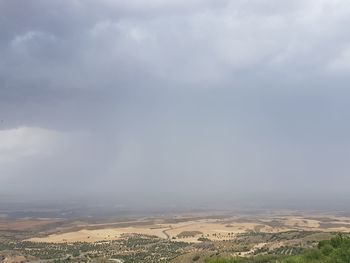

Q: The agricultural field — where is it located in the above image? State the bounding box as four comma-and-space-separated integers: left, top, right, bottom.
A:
1, 212, 350, 262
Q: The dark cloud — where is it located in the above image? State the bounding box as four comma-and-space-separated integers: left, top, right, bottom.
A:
1, 0, 350, 204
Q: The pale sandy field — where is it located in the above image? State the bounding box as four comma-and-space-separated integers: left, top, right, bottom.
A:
27, 215, 350, 244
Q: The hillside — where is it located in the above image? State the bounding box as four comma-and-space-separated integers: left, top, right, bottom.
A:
205, 234, 350, 263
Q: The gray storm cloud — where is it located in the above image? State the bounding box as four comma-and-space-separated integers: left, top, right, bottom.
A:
1, 0, 350, 204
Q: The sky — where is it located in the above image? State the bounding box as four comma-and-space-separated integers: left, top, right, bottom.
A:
1, 0, 350, 206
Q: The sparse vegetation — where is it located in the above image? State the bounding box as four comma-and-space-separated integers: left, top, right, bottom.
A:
177, 231, 203, 238
1, 215, 350, 263
205, 234, 350, 263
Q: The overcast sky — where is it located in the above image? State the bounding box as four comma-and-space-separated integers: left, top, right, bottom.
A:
1, 0, 350, 205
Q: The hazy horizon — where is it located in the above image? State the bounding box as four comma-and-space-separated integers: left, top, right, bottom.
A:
1, 0, 350, 207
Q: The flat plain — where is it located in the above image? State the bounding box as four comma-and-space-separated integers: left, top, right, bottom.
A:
1, 211, 350, 263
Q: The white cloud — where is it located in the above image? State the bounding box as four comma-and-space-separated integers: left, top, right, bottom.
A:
0, 127, 62, 163
11, 31, 56, 48
11, 31, 40, 46
0, 127, 89, 187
